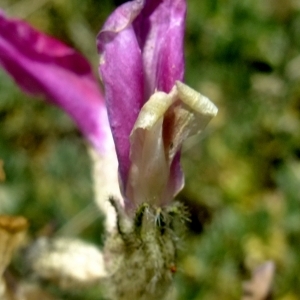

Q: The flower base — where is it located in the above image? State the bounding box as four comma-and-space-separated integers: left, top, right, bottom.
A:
103, 198, 188, 300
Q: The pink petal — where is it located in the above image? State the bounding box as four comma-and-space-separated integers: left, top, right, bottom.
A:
97, 1, 145, 187
161, 152, 184, 205
0, 10, 111, 153
134, 0, 186, 95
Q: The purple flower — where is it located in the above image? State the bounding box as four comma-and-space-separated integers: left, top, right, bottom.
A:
98, 0, 217, 211
0, 11, 121, 230
0, 10, 111, 153
0, 1, 217, 217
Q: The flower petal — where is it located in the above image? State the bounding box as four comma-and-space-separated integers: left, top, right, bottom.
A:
175, 81, 218, 135
133, 0, 186, 95
128, 82, 217, 207
163, 81, 218, 161
0, 11, 122, 230
127, 91, 174, 207
89, 147, 122, 232
0, 10, 111, 153
162, 82, 218, 201
97, 1, 145, 187
160, 151, 184, 206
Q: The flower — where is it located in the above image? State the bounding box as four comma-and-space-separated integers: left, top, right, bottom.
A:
0, 10, 109, 153
0, 5, 219, 298
0, 0, 217, 218
97, 0, 217, 210
0, 10, 120, 231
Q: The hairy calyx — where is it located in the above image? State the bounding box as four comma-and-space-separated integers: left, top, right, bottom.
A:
103, 197, 188, 300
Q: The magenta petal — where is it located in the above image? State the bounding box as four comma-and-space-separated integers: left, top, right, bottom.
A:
134, 0, 186, 95
162, 152, 184, 205
0, 11, 111, 153
97, 1, 144, 185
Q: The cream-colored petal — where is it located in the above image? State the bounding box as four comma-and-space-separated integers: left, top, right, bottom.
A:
89, 147, 123, 233
176, 81, 218, 119
132, 91, 174, 131
126, 83, 217, 207
175, 81, 218, 135
164, 82, 218, 161
127, 92, 176, 206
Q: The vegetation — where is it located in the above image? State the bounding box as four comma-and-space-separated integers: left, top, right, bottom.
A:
0, 0, 300, 299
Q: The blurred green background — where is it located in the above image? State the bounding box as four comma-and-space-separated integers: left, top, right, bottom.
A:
0, 0, 300, 299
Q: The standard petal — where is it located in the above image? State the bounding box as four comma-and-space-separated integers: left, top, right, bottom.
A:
0, 11, 110, 153
133, 0, 186, 95
97, 1, 145, 187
